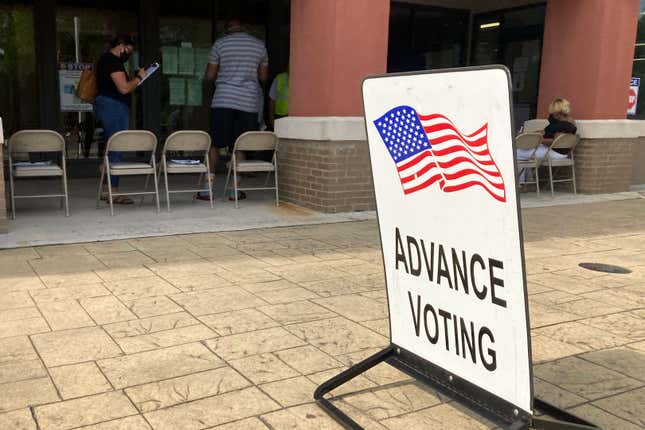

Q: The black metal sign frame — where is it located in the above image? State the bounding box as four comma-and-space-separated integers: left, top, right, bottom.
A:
314, 345, 600, 429
314, 66, 600, 430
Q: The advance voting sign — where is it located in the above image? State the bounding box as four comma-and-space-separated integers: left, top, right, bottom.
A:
362, 66, 532, 414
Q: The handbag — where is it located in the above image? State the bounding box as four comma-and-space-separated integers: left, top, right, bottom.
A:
76, 65, 98, 103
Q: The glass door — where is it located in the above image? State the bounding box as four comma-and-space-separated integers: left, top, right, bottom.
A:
214, 0, 272, 130
387, 3, 469, 73
56, 4, 137, 160
157, 0, 280, 139
472, 5, 546, 129
158, 2, 214, 141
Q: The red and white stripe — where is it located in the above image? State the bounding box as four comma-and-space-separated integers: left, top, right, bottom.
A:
419, 113, 506, 202
396, 150, 445, 195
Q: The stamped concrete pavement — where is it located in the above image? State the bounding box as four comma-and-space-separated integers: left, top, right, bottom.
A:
0, 199, 644, 429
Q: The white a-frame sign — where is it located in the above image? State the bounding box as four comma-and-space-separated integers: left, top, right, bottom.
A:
314, 66, 599, 430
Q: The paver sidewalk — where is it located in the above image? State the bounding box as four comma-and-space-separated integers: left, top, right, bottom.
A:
0, 199, 644, 429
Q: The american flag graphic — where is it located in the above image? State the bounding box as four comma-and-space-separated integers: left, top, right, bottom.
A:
373, 105, 506, 202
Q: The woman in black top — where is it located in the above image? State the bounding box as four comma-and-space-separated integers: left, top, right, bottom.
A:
516, 98, 574, 185
543, 98, 577, 139
94, 34, 145, 204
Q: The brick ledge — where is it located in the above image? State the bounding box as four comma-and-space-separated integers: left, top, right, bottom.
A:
275, 116, 366, 141
523, 119, 645, 138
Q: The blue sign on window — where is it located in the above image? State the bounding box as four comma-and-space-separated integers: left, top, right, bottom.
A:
631, 77, 641, 87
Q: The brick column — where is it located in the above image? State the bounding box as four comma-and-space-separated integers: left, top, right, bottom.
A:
277, 138, 375, 212
289, 0, 390, 116
537, 0, 639, 119
275, 0, 389, 212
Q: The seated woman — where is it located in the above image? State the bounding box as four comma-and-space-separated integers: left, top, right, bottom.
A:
542, 97, 577, 142
517, 98, 576, 183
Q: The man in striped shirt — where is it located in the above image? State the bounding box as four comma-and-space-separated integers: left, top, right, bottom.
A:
200, 18, 269, 200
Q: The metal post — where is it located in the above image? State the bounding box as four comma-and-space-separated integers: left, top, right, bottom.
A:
74, 16, 82, 157
73, 17, 80, 62
34, 0, 60, 129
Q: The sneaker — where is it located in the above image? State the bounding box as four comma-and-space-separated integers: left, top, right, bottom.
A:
195, 193, 212, 201
228, 190, 247, 201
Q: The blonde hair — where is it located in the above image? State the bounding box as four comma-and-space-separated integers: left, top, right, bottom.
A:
548, 98, 571, 116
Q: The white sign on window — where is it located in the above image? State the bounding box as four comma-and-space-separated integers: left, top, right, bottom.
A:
59, 62, 93, 112
628, 77, 640, 115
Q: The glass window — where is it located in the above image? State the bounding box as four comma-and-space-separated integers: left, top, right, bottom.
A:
0, 3, 39, 135
387, 3, 468, 73
387, 4, 412, 64
265, 0, 290, 78
630, 1, 645, 118
215, 0, 268, 39
413, 8, 467, 69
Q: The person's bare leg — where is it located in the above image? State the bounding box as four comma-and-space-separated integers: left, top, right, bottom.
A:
199, 147, 219, 199
230, 150, 246, 199
101, 184, 112, 200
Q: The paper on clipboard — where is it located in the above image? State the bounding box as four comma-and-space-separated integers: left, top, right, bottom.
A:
137, 62, 160, 86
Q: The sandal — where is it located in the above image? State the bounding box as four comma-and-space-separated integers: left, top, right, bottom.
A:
228, 191, 247, 201
112, 196, 134, 205
101, 190, 134, 204
195, 193, 212, 201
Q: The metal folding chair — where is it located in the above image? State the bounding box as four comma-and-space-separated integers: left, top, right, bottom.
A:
544, 134, 579, 197
223, 131, 279, 208
158, 130, 212, 211
96, 130, 160, 215
8, 130, 69, 219
515, 132, 544, 196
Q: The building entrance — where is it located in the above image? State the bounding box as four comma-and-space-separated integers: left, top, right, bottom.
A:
387, 1, 546, 128
0, 0, 290, 178
472, 5, 546, 127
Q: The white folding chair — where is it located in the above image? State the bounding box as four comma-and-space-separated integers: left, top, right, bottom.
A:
515, 132, 544, 196
544, 134, 579, 197
159, 130, 212, 211
96, 130, 160, 215
223, 131, 279, 208
8, 130, 69, 219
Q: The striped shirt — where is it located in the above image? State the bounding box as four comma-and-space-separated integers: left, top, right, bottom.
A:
208, 32, 268, 112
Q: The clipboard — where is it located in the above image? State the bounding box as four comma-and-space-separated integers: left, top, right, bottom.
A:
137, 62, 160, 86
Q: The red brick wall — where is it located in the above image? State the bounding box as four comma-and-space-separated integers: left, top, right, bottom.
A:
575, 139, 636, 193
277, 139, 375, 212
277, 137, 641, 207
631, 138, 645, 185
538, 0, 639, 119
290, 0, 390, 116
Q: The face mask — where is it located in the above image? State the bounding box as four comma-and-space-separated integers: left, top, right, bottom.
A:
119, 50, 131, 63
